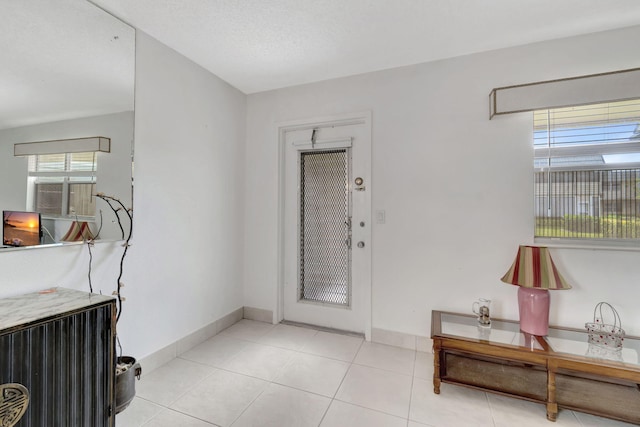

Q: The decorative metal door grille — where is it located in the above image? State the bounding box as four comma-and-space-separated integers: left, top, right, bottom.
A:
299, 149, 350, 306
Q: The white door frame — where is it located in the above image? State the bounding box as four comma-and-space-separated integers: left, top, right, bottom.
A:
276, 111, 372, 340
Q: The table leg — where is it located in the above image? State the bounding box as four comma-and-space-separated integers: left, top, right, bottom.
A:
433, 340, 441, 394
547, 364, 558, 421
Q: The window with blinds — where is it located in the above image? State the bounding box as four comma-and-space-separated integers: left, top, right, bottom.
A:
534, 99, 640, 240
28, 152, 97, 217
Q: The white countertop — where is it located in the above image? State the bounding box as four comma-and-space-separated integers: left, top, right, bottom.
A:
0, 287, 114, 332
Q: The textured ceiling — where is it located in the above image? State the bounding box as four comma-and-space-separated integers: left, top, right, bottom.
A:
90, 0, 640, 94
3, 1, 640, 132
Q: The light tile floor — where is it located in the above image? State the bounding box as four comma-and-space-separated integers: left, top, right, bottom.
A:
116, 320, 636, 427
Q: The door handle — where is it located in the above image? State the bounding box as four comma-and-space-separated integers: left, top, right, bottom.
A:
357, 241, 365, 248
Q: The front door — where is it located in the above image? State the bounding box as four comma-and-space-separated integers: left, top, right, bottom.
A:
280, 113, 371, 336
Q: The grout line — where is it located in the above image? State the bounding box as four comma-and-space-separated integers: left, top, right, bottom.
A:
316, 396, 333, 426
572, 410, 583, 426
485, 391, 497, 427
350, 360, 415, 377
351, 335, 366, 363
406, 349, 417, 422
156, 407, 219, 426
128, 396, 219, 427
330, 397, 412, 423
331, 358, 353, 400
226, 380, 270, 427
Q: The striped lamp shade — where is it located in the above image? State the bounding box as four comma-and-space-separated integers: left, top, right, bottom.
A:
501, 245, 572, 290
60, 221, 95, 242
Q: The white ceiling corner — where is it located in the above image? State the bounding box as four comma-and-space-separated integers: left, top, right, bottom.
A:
89, 0, 640, 94
3, 0, 640, 132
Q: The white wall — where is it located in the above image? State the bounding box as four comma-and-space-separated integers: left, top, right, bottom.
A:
121, 32, 246, 358
0, 241, 125, 296
0, 31, 247, 362
244, 25, 640, 338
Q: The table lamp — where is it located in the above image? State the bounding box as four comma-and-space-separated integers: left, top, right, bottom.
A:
60, 221, 95, 242
501, 245, 571, 336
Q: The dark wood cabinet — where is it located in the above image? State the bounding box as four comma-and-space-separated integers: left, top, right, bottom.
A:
1, 288, 115, 427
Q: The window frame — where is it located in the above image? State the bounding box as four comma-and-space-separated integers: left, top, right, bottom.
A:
27, 152, 97, 220
533, 100, 640, 248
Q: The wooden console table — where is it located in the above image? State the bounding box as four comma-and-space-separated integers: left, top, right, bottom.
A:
431, 311, 640, 424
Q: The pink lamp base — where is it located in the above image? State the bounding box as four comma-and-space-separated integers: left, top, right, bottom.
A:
518, 287, 550, 336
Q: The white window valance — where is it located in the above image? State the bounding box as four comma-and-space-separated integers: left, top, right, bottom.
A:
489, 68, 640, 119
14, 137, 110, 156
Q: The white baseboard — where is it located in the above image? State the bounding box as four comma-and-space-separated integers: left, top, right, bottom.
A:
140, 308, 430, 374
243, 306, 274, 323
371, 327, 431, 353
240, 307, 430, 353
139, 307, 243, 374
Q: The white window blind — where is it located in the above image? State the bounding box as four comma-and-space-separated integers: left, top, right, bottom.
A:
28, 152, 97, 217
29, 152, 97, 173
534, 99, 640, 240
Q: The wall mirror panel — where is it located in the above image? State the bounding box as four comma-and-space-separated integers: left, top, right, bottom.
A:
0, 0, 135, 247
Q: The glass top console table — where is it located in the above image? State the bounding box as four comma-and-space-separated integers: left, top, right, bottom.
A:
431, 311, 640, 424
